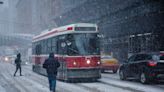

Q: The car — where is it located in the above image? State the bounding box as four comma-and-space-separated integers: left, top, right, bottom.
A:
101, 55, 119, 73
119, 53, 164, 84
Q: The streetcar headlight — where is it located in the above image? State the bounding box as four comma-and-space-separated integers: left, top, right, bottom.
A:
73, 61, 77, 65
97, 61, 100, 65
86, 59, 91, 64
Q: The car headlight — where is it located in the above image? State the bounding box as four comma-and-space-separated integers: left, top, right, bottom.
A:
86, 59, 91, 64
73, 61, 77, 65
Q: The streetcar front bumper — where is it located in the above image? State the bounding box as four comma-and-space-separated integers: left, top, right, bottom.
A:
67, 68, 101, 79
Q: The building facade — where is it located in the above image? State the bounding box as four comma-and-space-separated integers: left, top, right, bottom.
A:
50, 0, 164, 61
14, 0, 164, 61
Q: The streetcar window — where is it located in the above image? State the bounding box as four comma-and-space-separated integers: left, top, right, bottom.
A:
76, 34, 100, 55
32, 43, 36, 54
67, 34, 79, 55
42, 40, 47, 54
75, 27, 96, 31
57, 35, 67, 55
67, 33, 100, 56
47, 38, 52, 54
36, 44, 41, 55
52, 37, 57, 54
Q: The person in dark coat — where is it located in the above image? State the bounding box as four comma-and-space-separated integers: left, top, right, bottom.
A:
14, 53, 22, 76
43, 53, 60, 92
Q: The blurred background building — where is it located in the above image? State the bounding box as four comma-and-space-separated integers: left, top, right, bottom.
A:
0, 0, 164, 62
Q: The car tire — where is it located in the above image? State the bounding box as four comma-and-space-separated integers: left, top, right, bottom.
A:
113, 70, 117, 73
119, 69, 126, 80
140, 72, 149, 84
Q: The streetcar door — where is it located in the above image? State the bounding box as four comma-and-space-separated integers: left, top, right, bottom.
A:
57, 35, 68, 80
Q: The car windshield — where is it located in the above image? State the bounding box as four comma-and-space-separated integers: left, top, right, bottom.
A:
101, 56, 112, 59
152, 55, 160, 61
151, 54, 164, 61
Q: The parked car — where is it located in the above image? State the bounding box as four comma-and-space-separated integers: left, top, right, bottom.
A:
101, 55, 119, 73
119, 53, 164, 84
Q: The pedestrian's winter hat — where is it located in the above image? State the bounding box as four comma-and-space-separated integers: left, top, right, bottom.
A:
17, 53, 21, 57
49, 52, 54, 58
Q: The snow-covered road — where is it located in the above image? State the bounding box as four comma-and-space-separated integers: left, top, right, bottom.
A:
0, 62, 164, 92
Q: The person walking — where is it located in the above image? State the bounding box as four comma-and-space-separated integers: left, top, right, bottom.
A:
43, 53, 60, 92
14, 53, 22, 76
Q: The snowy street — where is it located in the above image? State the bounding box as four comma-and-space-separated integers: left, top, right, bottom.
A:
0, 0, 164, 92
0, 62, 164, 92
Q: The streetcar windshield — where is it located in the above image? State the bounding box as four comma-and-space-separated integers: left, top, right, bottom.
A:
67, 33, 100, 55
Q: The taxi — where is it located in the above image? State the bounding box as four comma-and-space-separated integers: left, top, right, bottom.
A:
101, 55, 119, 73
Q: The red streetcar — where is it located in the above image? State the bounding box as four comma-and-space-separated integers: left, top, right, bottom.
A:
32, 23, 101, 81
